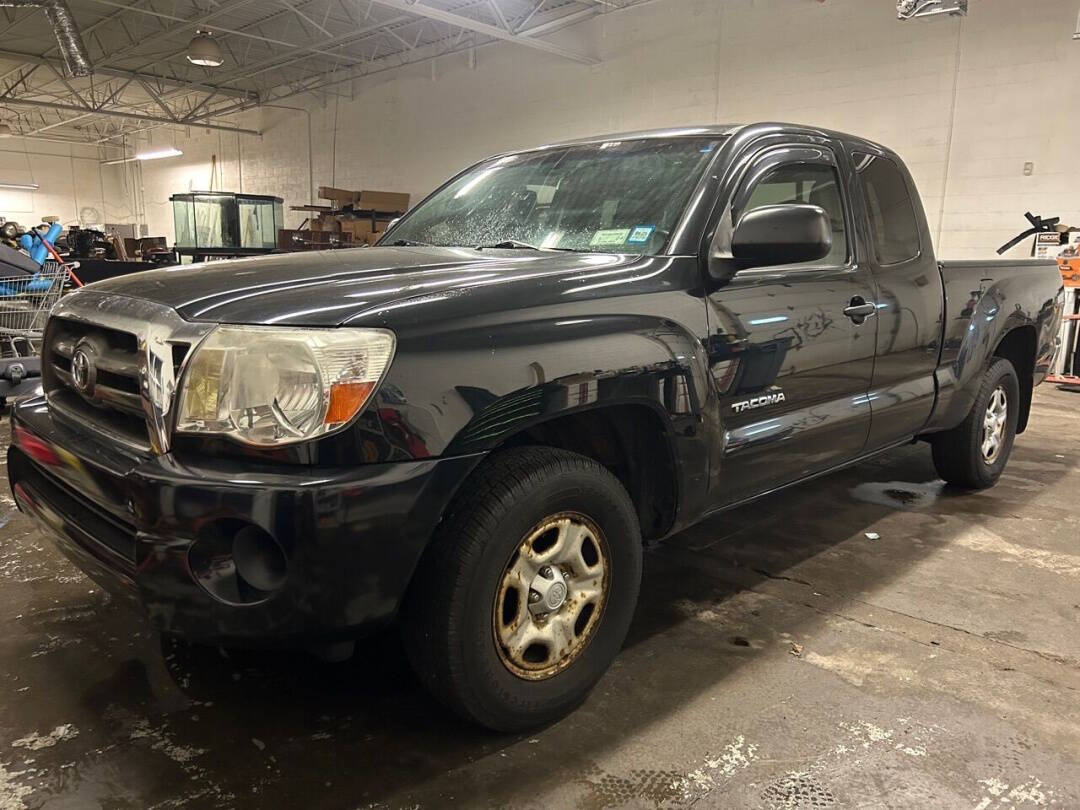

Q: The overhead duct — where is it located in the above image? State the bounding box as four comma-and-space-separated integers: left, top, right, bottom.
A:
897, 0, 967, 19
0, 0, 92, 76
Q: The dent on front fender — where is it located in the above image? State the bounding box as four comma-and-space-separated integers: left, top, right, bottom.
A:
358, 288, 715, 523
393, 310, 710, 456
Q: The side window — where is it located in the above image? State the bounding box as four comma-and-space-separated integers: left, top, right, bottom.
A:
739, 163, 849, 266
853, 153, 920, 264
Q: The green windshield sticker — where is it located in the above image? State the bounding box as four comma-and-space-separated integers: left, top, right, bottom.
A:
590, 228, 632, 246
627, 226, 656, 244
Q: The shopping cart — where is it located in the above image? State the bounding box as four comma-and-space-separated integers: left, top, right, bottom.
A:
0, 260, 72, 404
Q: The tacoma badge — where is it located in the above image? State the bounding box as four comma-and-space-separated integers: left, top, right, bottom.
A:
731, 391, 786, 413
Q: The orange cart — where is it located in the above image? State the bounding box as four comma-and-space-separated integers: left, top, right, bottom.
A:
1047, 257, 1080, 388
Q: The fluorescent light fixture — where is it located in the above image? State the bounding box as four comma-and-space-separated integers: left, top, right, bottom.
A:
103, 147, 183, 166
0, 182, 39, 190
137, 147, 183, 161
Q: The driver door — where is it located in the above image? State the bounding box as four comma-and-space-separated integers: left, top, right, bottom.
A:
704, 144, 878, 507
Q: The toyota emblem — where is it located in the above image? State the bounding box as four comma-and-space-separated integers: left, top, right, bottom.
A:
70, 343, 97, 396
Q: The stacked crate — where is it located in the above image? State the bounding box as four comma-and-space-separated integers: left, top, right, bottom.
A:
285, 187, 410, 250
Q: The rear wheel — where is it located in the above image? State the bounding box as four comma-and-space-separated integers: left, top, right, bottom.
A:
401, 447, 642, 731
931, 358, 1020, 489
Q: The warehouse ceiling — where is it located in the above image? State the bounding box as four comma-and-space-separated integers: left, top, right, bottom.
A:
0, 0, 655, 146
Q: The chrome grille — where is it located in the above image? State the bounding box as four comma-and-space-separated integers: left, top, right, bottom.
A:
48, 318, 145, 417
43, 291, 213, 454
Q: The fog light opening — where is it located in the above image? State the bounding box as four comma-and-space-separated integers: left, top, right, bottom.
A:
232, 525, 288, 594
189, 519, 289, 606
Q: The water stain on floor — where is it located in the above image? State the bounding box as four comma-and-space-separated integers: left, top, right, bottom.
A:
850, 480, 946, 510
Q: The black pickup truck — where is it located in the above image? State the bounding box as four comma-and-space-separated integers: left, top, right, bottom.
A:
8, 123, 1063, 731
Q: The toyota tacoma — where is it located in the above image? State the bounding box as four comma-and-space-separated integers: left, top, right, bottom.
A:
8, 123, 1064, 731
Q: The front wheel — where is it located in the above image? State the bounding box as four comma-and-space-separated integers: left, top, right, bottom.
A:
931, 358, 1020, 489
401, 447, 642, 732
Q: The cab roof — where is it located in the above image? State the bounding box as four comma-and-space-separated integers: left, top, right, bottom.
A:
514, 122, 893, 159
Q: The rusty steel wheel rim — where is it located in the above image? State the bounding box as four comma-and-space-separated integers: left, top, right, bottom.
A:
492, 511, 611, 681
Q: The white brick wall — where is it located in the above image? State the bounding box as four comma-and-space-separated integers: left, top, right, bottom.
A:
0, 140, 134, 231
5, 0, 1077, 260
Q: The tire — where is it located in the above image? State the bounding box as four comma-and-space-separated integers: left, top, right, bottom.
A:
401, 446, 643, 732
931, 358, 1020, 490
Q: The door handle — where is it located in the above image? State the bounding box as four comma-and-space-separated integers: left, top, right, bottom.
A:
844, 297, 877, 324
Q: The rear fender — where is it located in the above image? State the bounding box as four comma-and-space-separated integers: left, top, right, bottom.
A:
925, 271, 1061, 433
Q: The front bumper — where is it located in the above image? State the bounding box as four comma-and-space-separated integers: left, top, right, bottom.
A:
8, 396, 481, 644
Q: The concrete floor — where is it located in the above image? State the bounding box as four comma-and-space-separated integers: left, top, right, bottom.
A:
1, 388, 1079, 810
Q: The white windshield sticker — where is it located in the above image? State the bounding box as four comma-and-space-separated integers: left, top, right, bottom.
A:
590, 228, 632, 246
540, 231, 565, 249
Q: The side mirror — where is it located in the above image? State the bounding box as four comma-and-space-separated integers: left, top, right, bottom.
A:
729, 204, 832, 269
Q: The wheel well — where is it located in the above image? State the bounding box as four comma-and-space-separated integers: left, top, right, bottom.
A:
993, 326, 1036, 434
498, 405, 678, 541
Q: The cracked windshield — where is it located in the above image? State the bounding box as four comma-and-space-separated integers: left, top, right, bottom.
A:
386, 136, 722, 254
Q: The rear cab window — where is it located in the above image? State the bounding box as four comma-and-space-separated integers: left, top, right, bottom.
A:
852, 152, 921, 265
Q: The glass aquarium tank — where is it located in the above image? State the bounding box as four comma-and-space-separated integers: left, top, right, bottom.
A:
239, 196, 284, 249
170, 192, 284, 256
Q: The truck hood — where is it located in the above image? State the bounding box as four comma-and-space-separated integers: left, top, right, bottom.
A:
85, 246, 654, 328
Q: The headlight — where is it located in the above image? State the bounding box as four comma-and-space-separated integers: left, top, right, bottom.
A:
175, 325, 395, 447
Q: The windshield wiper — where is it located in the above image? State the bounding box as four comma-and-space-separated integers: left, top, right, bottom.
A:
476, 239, 540, 250
389, 238, 431, 247
475, 239, 582, 252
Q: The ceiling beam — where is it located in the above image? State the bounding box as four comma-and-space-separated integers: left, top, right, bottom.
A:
513, 0, 548, 33
278, 0, 333, 38
111, 0, 366, 108
138, 78, 180, 121
3, 97, 260, 135
83, 0, 624, 143
23, 111, 97, 136
488, 0, 512, 31
366, 0, 598, 64
519, 8, 596, 38
196, 0, 617, 118
0, 48, 256, 100
189, 13, 418, 89
84, 0, 375, 62
88, 0, 262, 66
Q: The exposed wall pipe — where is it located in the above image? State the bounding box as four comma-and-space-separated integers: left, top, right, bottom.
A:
261, 104, 314, 205
0, 0, 92, 77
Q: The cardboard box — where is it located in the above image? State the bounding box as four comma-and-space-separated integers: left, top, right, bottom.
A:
1033, 232, 1064, 259
364, 229, 386, 246
316, 186, 410, 213
356, 190, 410, 213
317, 186, 357, 205
340, 218, 376, 240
